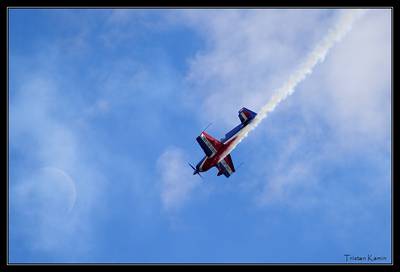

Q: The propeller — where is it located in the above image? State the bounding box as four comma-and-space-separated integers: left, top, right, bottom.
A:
188, 162, 203, 179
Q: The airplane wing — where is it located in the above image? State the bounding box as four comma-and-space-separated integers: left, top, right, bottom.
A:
196, 131, 222, 158
217, 154, 235, 177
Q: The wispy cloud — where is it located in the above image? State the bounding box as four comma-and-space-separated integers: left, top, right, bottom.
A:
220, 10, 365, 155
9, 43, 107, 261
181, 9, 390, 208
177, 9, 338, 125
157, 147, 201, 213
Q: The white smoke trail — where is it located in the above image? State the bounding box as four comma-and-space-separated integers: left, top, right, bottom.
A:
226, 9, 365, 153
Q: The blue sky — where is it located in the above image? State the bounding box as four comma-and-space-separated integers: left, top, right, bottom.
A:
9, 9, 391, 263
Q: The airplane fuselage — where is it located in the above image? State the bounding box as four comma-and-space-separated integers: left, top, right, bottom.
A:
196, 135, 238, 172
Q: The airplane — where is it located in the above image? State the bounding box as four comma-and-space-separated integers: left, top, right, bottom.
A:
189, 107, 257, 178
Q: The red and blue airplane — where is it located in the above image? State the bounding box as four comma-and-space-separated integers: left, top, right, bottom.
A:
189, 107, 257, 178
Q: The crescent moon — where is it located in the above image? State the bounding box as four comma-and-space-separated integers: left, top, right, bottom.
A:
39, 166, 77, 213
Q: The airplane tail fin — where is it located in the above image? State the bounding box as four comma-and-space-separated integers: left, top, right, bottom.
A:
238, 107, 257, 124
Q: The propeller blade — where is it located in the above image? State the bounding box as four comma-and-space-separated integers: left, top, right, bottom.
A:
188, 162, 196, 171
188, 162, 204, 179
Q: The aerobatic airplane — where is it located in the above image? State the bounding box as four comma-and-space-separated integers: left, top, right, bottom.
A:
189, 107, 257, 178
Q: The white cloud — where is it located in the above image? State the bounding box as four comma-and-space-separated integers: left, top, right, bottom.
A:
317, 10, 391, 150
13, 167, 77, 250
180, 9, 391, 210
178, 9, 337, 126
157, 147, 201, 213
9, 68, 106, 259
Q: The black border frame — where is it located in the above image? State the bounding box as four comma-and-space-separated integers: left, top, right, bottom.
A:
1, 0, 398, 270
